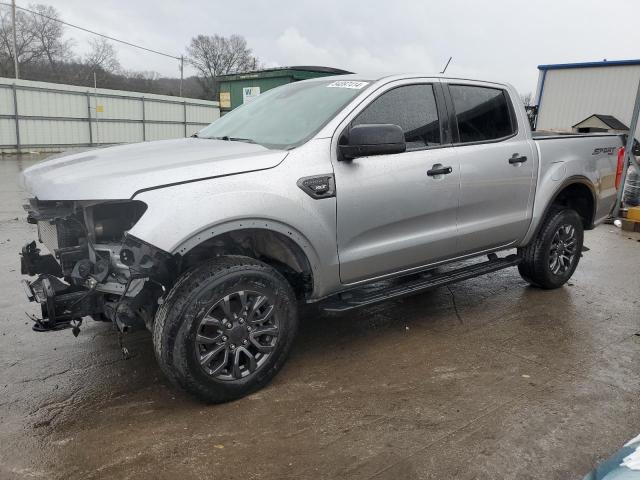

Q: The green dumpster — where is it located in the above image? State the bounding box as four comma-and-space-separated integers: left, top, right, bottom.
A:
217, 66, 351, 114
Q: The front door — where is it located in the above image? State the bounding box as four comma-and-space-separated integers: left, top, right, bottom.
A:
333, 82, 461, 284
444, 82, 536, 254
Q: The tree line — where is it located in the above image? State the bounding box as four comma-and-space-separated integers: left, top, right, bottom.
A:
0, 4, 261, 99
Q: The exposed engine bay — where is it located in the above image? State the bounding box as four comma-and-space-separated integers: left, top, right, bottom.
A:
21, 199, 173, 335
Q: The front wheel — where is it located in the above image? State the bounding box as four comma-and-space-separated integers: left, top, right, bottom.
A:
153, 256, 298, 403
518, 208, 584, 289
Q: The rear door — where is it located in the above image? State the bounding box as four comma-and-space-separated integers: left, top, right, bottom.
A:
443, 82, 536, 254
332, 80, 461, 283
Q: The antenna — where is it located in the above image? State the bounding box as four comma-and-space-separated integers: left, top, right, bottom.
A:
440, 56, 452, 74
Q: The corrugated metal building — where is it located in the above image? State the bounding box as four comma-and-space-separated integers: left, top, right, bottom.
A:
534, 59, 640, 137
0, 77, 220, 153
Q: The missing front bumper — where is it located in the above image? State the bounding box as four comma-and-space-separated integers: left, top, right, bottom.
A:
20, 233, 173, 334
23, 274, 103, 332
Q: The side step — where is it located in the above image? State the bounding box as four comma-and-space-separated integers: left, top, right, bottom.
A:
319, 254, 521, 313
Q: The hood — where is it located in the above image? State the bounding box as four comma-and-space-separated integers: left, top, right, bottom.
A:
21, 138, 288, 200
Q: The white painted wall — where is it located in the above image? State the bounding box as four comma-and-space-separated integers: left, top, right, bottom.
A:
0, 77, 219, 153
535, 65, 640, 138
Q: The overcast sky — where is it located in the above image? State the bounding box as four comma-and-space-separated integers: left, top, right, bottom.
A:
47, 0, 640, 96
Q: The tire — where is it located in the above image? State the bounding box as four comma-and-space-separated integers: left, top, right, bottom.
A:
153, 255, 298, 403
517, 208, 584, 289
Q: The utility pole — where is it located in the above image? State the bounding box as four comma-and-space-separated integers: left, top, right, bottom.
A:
93, 72, 100, 145
179, 55, 184, 97
11, 0, 19, 79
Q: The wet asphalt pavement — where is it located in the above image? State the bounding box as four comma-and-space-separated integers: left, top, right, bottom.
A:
1, 153, 639, 480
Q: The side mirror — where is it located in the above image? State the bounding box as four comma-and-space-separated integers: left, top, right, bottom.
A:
339, 124, 406, 160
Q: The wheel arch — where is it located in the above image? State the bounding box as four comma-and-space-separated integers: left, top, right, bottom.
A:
173, 220, 321, 299
547, 177, 596, 228
524, 176, 596, 246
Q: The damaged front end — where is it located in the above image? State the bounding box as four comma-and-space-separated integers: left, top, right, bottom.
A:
20, 198, 173, 334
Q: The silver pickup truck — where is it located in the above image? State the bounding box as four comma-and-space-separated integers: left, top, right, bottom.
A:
19, 74, 626, 403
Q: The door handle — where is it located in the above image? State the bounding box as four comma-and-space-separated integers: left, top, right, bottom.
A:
509, 154, 528, 164
427, 165, 453, 176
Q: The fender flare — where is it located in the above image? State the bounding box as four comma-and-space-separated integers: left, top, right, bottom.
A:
523, 175, 597, 245
172, 217, 325, 286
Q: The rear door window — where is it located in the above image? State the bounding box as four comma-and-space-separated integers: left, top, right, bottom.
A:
449, 85, 514, 143
353, 84, 441, 150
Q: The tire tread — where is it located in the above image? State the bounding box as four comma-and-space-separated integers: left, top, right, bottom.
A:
153, 255, 297, 403
517, 208, 583, 289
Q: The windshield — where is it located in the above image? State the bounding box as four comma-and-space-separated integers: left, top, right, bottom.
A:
197, 79, 370, 149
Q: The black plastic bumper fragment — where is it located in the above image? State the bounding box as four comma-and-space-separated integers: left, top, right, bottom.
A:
23, 274, 103, 332
20, 241, 62, 277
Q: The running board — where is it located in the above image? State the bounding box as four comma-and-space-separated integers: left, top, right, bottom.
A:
319, 254, 522, 313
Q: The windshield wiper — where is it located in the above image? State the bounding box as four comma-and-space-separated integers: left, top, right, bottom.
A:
225, 136, 256, 144
211, 135, 256, 144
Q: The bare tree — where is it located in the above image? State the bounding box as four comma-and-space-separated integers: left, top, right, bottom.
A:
0, 8, 15, 75
0, 6, 40, 75
28, 4, 74, 68
0, 3, 73, 76
187, 34, 259, 96
84, 37, 120, 74
0, 3, 207, 98
520, 92, 538, 129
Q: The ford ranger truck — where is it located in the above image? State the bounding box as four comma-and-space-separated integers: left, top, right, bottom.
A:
19, 75, 625, 403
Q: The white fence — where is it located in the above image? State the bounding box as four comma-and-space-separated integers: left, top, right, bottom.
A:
0, 77, 220, 153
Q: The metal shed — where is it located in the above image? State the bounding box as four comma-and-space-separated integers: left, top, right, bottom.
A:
217, 66, 351, 114
534, 59, 640, 137
572, 114, 629, 133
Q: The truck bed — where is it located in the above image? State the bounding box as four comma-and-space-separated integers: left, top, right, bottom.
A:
532, 131, 623, 227
532, 130, 620, 140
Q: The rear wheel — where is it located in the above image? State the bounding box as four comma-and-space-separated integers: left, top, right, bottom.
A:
518, 208, 583, 289
153, 256, 298, 403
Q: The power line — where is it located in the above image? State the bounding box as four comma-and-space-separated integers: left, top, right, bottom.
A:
0, 1, 185, 94
0, 1, 181, 60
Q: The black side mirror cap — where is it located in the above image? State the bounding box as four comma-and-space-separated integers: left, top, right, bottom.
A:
339, 124, 406, 160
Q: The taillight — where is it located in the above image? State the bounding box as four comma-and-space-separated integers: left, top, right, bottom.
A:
616, 147, 626, 189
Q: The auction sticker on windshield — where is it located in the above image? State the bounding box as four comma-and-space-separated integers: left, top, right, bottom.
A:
327, 81, 369, 89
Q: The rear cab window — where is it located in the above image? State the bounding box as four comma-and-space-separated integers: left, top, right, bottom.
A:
352, 84, 442, 151
449, 85, 515, 143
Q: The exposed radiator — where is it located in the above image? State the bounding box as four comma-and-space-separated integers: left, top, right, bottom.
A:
37, 219, 85, 275
37, 221, 59, 254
